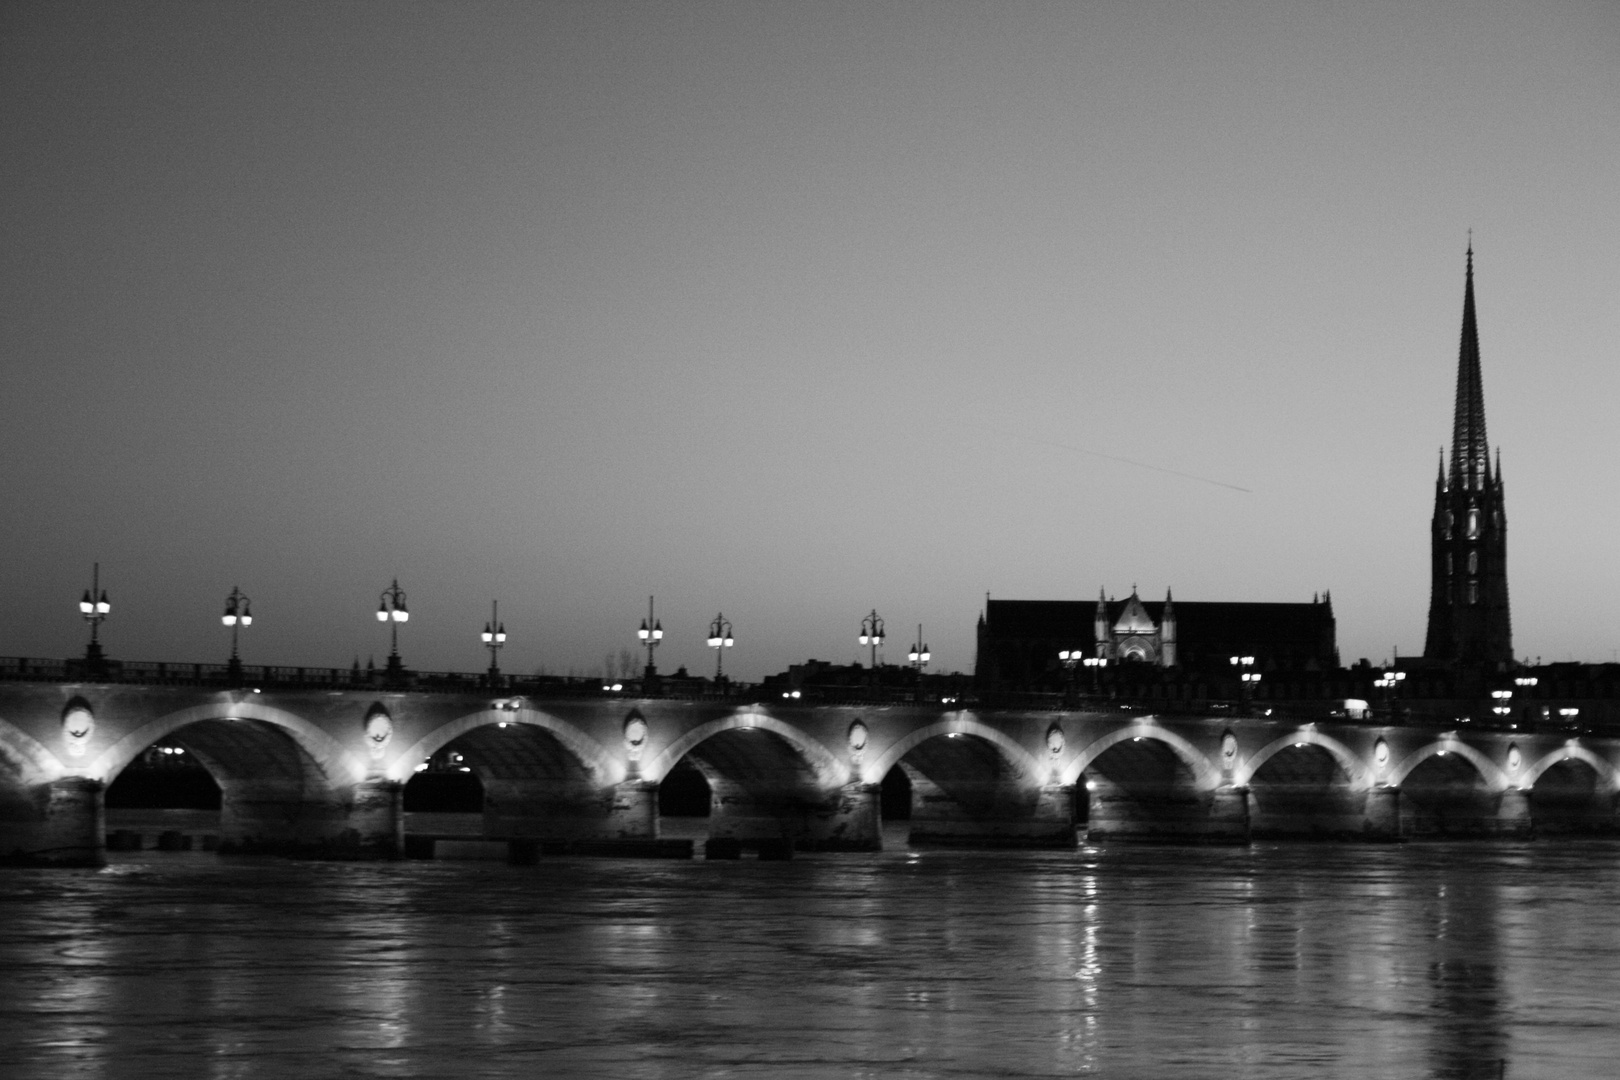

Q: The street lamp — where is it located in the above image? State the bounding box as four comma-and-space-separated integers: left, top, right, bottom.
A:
637, 596, 663, 685
78, 562, 111, 667
481, 600, 506, 684
706, 613, 734, 684
1082, 655, 1108, 693
1231, 655, 1259, 712
1373, 669, 1406, 720
908, 625, 930, 703
1058, 648, 1084, 704
222, 586, 252, 680
859, 610, 885, 685
377, 579, 409, 678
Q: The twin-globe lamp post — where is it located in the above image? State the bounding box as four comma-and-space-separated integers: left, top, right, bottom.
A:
481, 600, 507, 685
377, 579, 409, 679
1231, 654, 1260, 712
78, 562, 111, 668
637, 596, 663, 690
707, 613, 734, 683
222, 586, 252, 681
859, 610, 885, 688
908, 626, 931, 703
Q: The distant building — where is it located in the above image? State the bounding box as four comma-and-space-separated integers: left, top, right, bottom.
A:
1423, 246, 1513, 665
974, 587, 1338, 690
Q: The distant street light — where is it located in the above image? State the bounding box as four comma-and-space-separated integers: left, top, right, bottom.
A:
377, 579, 409, 679
706, 613, 734, 684
222, 586, 253, 681
908, 625, 931, 703
481, 600, 507, 685
859, 610, 885, 687
78, 562, 111, 668
637, 596, 664, 685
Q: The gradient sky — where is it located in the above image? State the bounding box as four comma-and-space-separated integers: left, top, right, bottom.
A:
3, 2, 1618, 681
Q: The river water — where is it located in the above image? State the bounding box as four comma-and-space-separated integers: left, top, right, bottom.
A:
2, 837, 1618, 1079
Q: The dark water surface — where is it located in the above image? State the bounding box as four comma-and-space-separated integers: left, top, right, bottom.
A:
2, 840, 1618, 1079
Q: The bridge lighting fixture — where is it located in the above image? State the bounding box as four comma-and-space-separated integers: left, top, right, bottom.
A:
480, 600, 507, 682
78, 562, 112, 665
636, 596, 663, 680
222, 586, 252, 680
377, 579, 409, 677
1559, 708, 1580, 718
782, 689, 801, 699
706, 613, 735, 682
1058, 648, 1086, 703
908, 626, 930, 703
859, 609, 885, 684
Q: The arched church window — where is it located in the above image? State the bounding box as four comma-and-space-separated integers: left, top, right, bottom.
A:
1445, 553, 1453, 576
1443, 512, 1453, 540
1468, 582, 1479, 605
1467, 551, 1478, 575
1467, 509, 1479, 539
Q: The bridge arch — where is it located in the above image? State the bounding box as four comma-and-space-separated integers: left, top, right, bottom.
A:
1237, 730, 1369, 789
1061, 721, 1220, 790
644, 711, 844, 788
1388, 740, 1509, 791
389, 708, 616, 787
1522, 744, 1617, 789
866, 714, 1044, 787
88, 701, 362, 789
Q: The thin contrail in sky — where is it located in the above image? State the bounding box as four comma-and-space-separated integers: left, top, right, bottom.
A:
1004, 431, 1254, 494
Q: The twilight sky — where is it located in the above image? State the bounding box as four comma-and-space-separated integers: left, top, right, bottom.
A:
3, 2, 1618, 681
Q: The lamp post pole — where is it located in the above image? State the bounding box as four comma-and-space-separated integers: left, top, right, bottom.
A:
908, 625, 931, 704
859, 610, 885, 689
377, 579, 409, 681
707, 613, 734, 685
481, 600, 506, 686
78, 562, 111, 671
222, 586, 253, 683
637, 596, 663, 693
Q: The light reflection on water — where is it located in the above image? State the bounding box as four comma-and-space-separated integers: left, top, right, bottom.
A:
2, 843, 1619, 1078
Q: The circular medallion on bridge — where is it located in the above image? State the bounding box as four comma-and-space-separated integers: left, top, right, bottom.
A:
1374, 737, 1390, 776
1220, 730, 1238, 770
1506, 743, 1522, 778
1046, 724, 1065, 757
61, 699, 94, 758
363, 704, 393, 761
623, 714, 649, 761
847, 720, 868, 762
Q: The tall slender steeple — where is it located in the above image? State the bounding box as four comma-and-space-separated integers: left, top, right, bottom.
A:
1423, 244, 1512, 665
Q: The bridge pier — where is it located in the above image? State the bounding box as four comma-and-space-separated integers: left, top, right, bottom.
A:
908, 772, 1075, 848
1494, 787, 1533, 837
1364, 786, 1400, 839
813, 782, 882, 851
348, 778, 404, 855
0, 777, 105, 866
482, 779, 660, 841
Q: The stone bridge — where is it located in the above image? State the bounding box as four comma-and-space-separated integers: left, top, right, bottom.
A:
2, 680, 1617, 864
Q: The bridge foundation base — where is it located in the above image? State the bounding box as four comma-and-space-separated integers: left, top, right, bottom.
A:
1363, 786, 1401, 840
0, 777, 105, 866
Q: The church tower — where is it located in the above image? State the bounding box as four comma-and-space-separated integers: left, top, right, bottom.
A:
1423, 246, 1512, 664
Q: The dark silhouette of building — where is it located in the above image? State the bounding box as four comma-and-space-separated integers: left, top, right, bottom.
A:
1423, 246, 1513, 665
975, 587, 1338, 689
